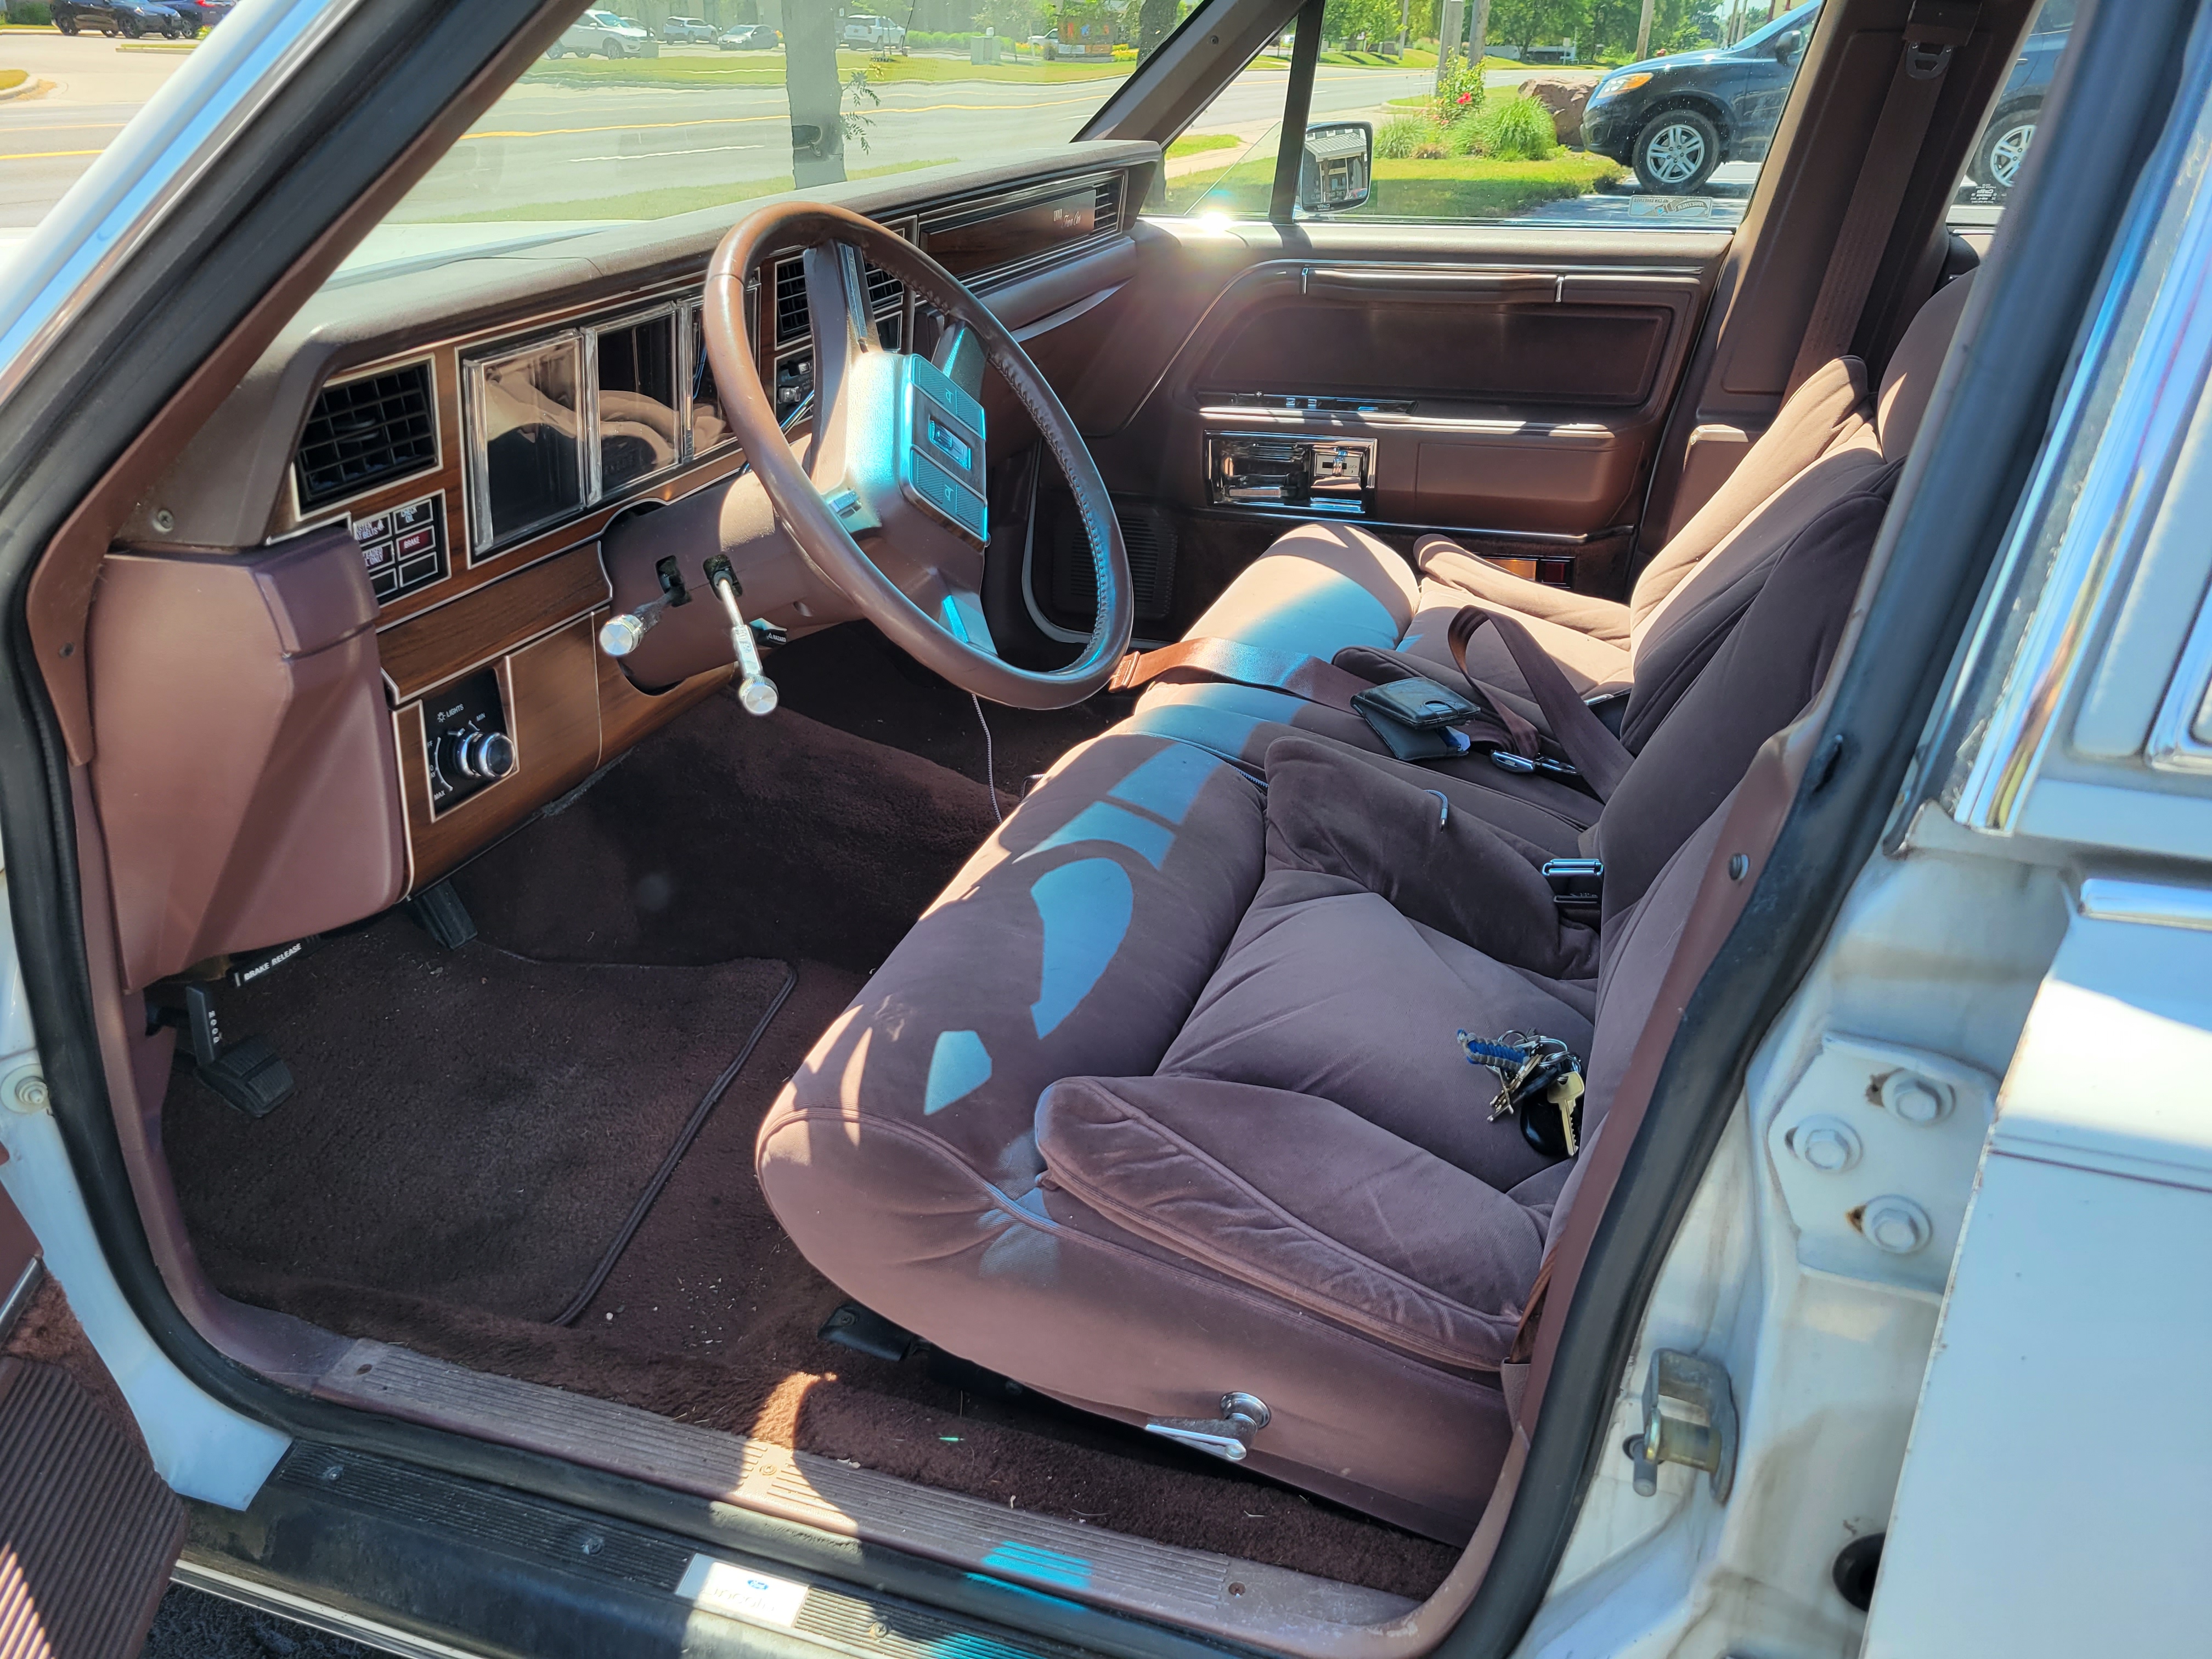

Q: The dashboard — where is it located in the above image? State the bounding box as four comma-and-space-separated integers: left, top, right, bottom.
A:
114, 144, 1150, 918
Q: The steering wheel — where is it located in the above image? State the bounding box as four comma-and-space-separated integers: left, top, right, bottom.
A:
702, 200, 1133, 709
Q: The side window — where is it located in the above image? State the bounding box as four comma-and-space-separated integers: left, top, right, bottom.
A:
1148, 41, 1303, 218
1148, 0, 1825, 229
1950, 0, 2074, 237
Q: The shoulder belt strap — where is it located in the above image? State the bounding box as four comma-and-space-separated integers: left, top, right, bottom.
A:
1448, 606, 1633, 803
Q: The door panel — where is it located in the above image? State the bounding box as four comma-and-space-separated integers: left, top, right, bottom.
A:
1013, 219, 1729, 641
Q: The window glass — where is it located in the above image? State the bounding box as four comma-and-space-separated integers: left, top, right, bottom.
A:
1149, 1, 1823, 230
1949, 0, 2074, 235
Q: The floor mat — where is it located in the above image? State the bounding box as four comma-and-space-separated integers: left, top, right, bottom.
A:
166, 920, 791, 1322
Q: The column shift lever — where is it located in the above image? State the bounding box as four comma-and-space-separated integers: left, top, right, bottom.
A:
705, 556, 779, 716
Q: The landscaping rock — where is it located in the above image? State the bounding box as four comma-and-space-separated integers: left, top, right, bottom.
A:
1520, 74, 1598, 146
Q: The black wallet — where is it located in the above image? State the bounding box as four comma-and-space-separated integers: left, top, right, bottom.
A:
1351, 677, 1480, 762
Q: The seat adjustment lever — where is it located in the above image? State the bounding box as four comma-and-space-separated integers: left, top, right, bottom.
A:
1144, 1392, 1270, 1463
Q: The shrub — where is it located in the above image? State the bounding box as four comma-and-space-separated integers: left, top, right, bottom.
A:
1374, 114, 1432, 160
4, 2, 53, 22
1474, 91, 1558, 161
1431, 58, 1484, 123
1441, 109, 1484, 156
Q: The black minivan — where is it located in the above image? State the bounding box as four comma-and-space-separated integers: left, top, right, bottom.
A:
1582, 1, 1821, 192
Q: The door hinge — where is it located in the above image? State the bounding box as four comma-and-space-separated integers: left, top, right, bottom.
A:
1624, 1348, 1738, 1500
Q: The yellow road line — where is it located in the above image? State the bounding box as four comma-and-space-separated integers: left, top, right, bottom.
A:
457, 92, 1101, 142
0, 146, 103, 159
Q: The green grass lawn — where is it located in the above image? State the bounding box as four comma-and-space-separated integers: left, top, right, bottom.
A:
420, 157, 958, 224
1165, 132, 1242, 159
1164, 150, 1619, 221
522, 51, 1131, 89
1370, 153, 1619, 216
0, 67, 24, 91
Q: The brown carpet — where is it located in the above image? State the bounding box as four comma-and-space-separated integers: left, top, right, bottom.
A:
166, 922, 791, 1321
170, 680, 1460, 1601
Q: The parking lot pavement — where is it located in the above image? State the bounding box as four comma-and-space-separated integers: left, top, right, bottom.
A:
0, 30, 189, 228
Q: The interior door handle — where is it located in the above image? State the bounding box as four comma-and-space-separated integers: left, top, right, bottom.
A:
1300, 268, 1560, 303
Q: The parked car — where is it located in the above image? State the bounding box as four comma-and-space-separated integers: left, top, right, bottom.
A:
1967, 0, 2073, 188
842, 12, 906, 49
659, 15, 714, 43
156, 0, 229, 32
547, 8, 657, 58
1582, 0, 1820, 192
716, 23, 780, 50
50, 0, 192, 38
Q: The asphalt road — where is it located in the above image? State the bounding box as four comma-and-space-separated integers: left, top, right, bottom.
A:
0, 35, 1432, 230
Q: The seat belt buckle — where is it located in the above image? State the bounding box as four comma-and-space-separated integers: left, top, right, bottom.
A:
1491, 749, 1580, 780
1542, 857, 1604, 910
1107, 650, 1146, 693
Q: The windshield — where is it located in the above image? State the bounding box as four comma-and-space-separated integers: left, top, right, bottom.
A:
336, 2, 1177, 280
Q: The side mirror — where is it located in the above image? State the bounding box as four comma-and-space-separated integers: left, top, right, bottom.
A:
1774, 28, 1802, 59
1300, 120, 1373, 215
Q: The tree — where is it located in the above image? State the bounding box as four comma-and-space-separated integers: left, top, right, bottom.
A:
1323, 0, 1398, 48
1136, 0, 1178, 58
785, 1, 847, 187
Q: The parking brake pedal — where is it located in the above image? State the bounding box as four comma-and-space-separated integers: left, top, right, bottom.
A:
147, 981, 295, 1119
191, 1035, 294, 1120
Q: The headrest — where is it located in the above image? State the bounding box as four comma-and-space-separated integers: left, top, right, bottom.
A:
1877, 269, 1977, 460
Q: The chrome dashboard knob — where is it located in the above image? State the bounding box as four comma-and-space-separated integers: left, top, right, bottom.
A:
447, 730, 515, 782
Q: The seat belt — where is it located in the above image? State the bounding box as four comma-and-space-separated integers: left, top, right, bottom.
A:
1786, 0, 1980, 396
1448, 608, 1634, 803
1110, 605, 1635, 795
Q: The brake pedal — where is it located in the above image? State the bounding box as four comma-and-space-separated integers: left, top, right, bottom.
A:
403, 879, 477, 950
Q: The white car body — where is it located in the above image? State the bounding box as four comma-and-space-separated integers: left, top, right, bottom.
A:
553, 7, 654, 57
842, 13, 906, 48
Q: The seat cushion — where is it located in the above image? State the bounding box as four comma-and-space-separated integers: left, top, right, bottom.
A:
1037, 1075, 1548, 1370
1175, 520, 1417, 660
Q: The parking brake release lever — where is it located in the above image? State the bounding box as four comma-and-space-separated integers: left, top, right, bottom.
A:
704, 555, 779, 716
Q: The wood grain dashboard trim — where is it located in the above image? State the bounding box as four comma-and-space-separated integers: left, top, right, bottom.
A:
395, 615, 601, 890
377, 540, 611, 702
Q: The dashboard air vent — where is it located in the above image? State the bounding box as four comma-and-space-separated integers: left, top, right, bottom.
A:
295, 362, 436, 512
1093, 174, 1124, 238
775, 259, 811, 346
865, 261, 902, 312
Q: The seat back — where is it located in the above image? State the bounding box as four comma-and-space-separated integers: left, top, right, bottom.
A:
1588, 274, 1978, 921
1616, 273, 1976, 754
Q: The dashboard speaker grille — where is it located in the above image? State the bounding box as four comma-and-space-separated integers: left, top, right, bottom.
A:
295, 362, 436, 512
1050, 500, 1175, 624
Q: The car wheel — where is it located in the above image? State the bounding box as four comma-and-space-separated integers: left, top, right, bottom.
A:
605, 38, 623, 57
56, 15, 78, 32
1974, 111, 2036, 191
1632, 108, 1721, 194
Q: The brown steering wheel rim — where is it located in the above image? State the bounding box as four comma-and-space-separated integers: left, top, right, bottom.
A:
702, 199, 1133, 710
